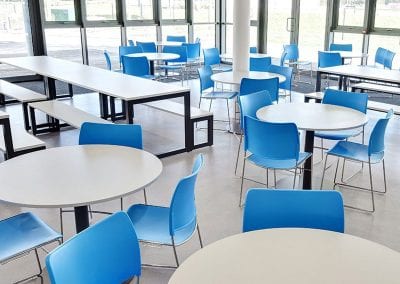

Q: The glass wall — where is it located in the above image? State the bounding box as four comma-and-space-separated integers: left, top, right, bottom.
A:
368, 35, 400, 69
43, 0, 76, 21
161, 25, 188, 41
374, 0, 400, 29
193, 0, 215, 48
45, 28, 82, 63
337, 0, 366, 27
161, 0, 186, 20
126, 0, 154, 20
126, 26, 157, 43
267, 0, 291, 58
86, 27, 121, 68
85, 0, 117, 21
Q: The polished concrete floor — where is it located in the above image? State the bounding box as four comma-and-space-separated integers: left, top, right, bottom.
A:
1, 79, 400, 283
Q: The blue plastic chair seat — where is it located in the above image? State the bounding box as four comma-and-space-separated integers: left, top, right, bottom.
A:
127, 205, 196, 246
327, 141, 384, 164
247, 151, 311, 170
201, 90, 238, 100
0, 212, 61, 262
315, 128, 363, 140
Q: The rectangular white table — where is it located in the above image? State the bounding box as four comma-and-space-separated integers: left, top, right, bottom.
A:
316, 65, 400, 92
0, 56, 193, 158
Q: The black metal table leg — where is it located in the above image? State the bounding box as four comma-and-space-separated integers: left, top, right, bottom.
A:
150, 61, 155, 75
99, 93, 108, 119
125, 101, 134, 124
315, 71, 322, 92
302, 130, 314, 189
183, 91, 193, 152
45, 77, 57, 100
74, 205, 89, 233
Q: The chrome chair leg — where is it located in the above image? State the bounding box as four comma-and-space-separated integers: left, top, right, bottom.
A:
143, 188, 148, 204
320, 154, 329, 189
120, 198, 123, 211
226, 99, 231, 131
197, 224, 204, 248
273, 169, 277, 188
293, 167, 297, 189
382, 159, 387, 194
234, 135, 243, 175
171, 237, 180, 267
208, 99, 213, 112
239, 158, 247, 207
368, 159, 376, 212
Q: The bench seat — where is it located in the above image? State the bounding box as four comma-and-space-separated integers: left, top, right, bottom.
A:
351, 82, 400, 95
0, 125, 45, 153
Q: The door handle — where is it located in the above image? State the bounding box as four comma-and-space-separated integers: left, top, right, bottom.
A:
286, 18, 295, 32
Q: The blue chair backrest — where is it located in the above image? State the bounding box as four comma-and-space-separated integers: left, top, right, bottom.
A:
329, 43, 353, 52
79, 122, 143, 149
318, 51, 342, 68
238, 90, 273, 127
104, 50, 112, 70
322, 89, 368, 114
243, 115, 300, 161
283, 44, 299, 61
122, 56, 150, 77
169, 154, 203, 237
119, 46, 143, 63
239, 77, 279, 102
266, 64, 293, 91
163, 45, 188, 63
128, 40, 135, 46
46, 212, 141, 284
249, 46, 257, 53
249, 57, 272, 72
368, 109, 393, 156
203, 48, 221, 66
384, 50, 395, 69
136, 41, 156, 53
182, 43, 200, 59
375, 47, 387, 65
243, 189, 345, 233
198, 65, 214, 92
166, 35, 186, 43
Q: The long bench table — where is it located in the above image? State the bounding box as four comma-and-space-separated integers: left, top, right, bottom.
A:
0, 56, 198, 158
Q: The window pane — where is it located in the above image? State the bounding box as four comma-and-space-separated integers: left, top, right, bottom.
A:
85, 0, 117, 21
368, 35, 400, 69
332, 32, 364, 65
161, 0, 186, 20
250, 26, 257, 47
45, 28, 82, 63
126, 26, 157, 43
225, 24, 233, 54
226, 0, 257, 23
86, 27, 120, 69
162, 25, 188, 41
250, 0, 258, 21
374, 0, 400, 29
267, 0, 291, 58
43, 0, 75, 21
0, 0, 33, 77
193, 24, 215, 48
126, 0, 153, 21
338, 0, 365, 27
193, 0, 215, 23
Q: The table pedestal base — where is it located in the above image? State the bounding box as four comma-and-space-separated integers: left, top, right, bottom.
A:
74, 205, 89, 233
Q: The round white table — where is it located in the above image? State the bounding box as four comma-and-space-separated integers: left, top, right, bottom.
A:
0, 145, 162, 233
211, 70, 286, 85
126, 52, 180, 75
256, 103, 368, 189
169, 228, 400, 284
220, 53, 271, 60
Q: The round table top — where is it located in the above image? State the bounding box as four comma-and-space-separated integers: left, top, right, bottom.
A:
0, 145, 162, 208
220, 53, 271, 60
126, 52, 180, 61
155, 41, 183, 46
169, 228, 400, 284
211, 70, 286, 85
256, 103, 368, 131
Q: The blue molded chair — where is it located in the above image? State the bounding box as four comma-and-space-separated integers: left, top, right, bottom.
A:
182, 42, 201, 62
203, 47, 232, 72
234, 90, 273, 175
384, 49, 395, 69
374, 47, 387, 67
122, 55, 155, 79
318, 51, 342, 68
329, 43, 353, 52
239, 77, 279, 102
104, 50, 121, 72
249, 46, 257, 53
197, 65, 237, 130
240, 116, 312, 206
128, 39, 135, 46
127, 154, 204, 267
266, 64, 293, 102
166, 35, 186, 42
136, 41, 157, 53
46, 212, 141, 284
159, 45, 188, 83
249, 57, 272, 72
0, 212, 61, 283
243, 189, 344, 233
281, 44, 312, 83
119, 45, 143, 66
321, 110, 393, 212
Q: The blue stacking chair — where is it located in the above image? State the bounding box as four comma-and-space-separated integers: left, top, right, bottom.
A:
249, 46, 257, 53
104, 50, 112, 70
281, 44, 312, 83
239, 77, 279, 102
0, 212, 61, 283
321, 110, 393, 212
127, 154, 204, 267
136, 41, 157, 53
374, 47, 387, 67
46, 212, 141, 284
243, 189, 344, 233
119, 45, 143, 66
239, 116, 312, 206
197, 66, 237, 130
122, 55, 155, 79
182, 42, 200, 62
235, 90, 273, 175
315, 89, 368, 164
318, 51, 343, 89
128, 39, 135, 46
266, 64, 293, 102
384, 49, 396, 69
203, 48, 232, 72
166, 35, 186, 42
159, 45, 188, 83
249, 57, 272, 72
329, 43, 353, 51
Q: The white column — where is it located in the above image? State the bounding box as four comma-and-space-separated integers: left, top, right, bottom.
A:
232, 0, 250, 72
